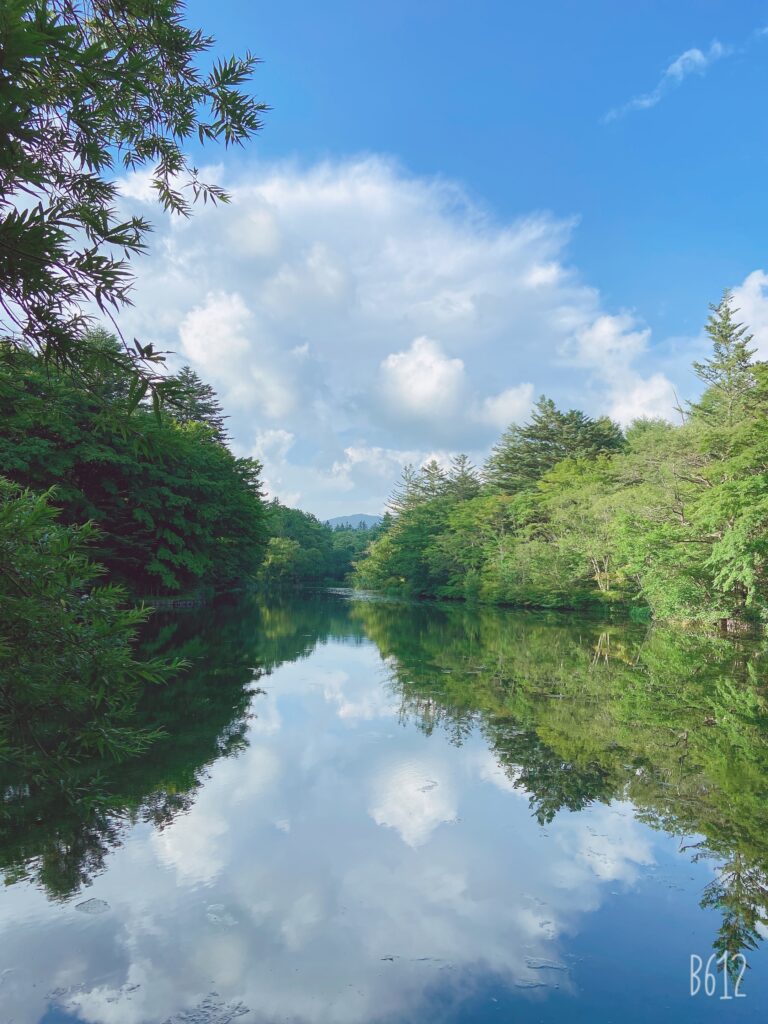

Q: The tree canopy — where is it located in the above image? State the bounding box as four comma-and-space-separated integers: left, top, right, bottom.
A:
484, 395, 625, 494
356, 293, 768, 626
0, 479, 181, 772
0, 336, 269, 592
258, 500, 383, 585
0, 0, 266, 392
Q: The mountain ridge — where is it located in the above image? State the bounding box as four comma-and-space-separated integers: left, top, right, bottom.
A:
325, 513, 383, 529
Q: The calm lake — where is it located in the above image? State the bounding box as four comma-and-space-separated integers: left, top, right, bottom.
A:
2, 589, 768, 1022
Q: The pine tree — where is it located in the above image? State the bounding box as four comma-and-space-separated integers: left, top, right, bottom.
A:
484, 396, 624, 493
447, 453, 481, 500
387, 460, 451, 514
691, 291, 758, 427
171, 367, 230, 443
387, 465, 422, 515
417, 459, 450, 501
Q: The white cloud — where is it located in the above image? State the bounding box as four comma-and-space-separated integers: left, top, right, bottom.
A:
376, 336, 535, 437
564, 313, 679, 425
117, 157, 689, 516
732, 269, 768, 357
556, 803, 655, 884
151, 804, 229, 885
571, 313, 650, 365
315, 667, 399, 721
471, 749, 529, 797
179, 292, 297, 418
608, 373, 680, 425
370, 760, 457, 847
248, 428, 297, 499
250, 428, 295, 463
378, 336, 466, 421
479, 383, 535, 429
604, 40, 728, 122
178, 290, 252, 367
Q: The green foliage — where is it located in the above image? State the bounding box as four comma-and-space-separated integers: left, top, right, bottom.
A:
356, 293, 768, 625
0, 479, 181, 776
259, 500, 382, 585
0, 590, 362, 898
484, 395, 625, 494
447, 453, 482, 500
0, 339, 268, 593
169, 365, 230, 443
354, 498, 455, 595
259, 536, 306, 584
0, 0, 265, 391
692, 291, 758, 428
350, 594, 768, 960
387, 454, 481, 515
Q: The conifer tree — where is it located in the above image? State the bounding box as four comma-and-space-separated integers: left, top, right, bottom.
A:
691, 291, 758, 427
171, 366, 230, 443
387, 465, 422, 515
484, 396, 624, 494
447, 453, 481, 500
418, 459, 450, 501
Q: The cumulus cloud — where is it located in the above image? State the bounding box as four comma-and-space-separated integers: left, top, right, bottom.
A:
479, 383, 535, 429
377, 337, 534, 436
370, 760, 457, 847
732, 269, 768, 357
563, 313, 679, 424
318, 666, 399, 721
117, 157, 684, 515
378, 336, 466, 422
604, 40, 728, 122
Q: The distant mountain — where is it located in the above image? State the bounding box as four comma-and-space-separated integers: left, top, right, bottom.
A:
326, 514, 383, 530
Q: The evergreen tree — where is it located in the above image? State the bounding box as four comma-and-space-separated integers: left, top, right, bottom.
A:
691, 291, 758, 427
484, 396, 624, 493
447, 453, 481, 500
387, 465, 422, 515
171, 366, 230, 443
418, 458, 450, 501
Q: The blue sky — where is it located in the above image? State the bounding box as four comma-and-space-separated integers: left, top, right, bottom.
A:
121, 1, 768, 516
191, 0, 768, 335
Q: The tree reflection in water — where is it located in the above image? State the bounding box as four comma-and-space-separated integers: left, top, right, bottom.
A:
2, 590, 767, 968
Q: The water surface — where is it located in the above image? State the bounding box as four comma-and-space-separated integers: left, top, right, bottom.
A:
2, 590, 767, 1022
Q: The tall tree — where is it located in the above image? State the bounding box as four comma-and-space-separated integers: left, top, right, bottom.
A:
691, 291, 758, 428
484, 396, 624, 494
0, 345, 268, 592
447, 453, 481, 500
170, 366, 229, 444
0, 479, 180, 768
0, 1, 266, 392
387, 465, 422, 515
418, 458, 450, 501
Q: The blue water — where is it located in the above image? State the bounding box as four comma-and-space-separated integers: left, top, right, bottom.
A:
1, 592, 765, 1022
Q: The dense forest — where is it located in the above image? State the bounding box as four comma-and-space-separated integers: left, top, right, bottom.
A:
261, 501, 384, 586
356, 294, 768, 628
1, 0, 766, 799
0, 334, 375, 770
0, 1, 385, 773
